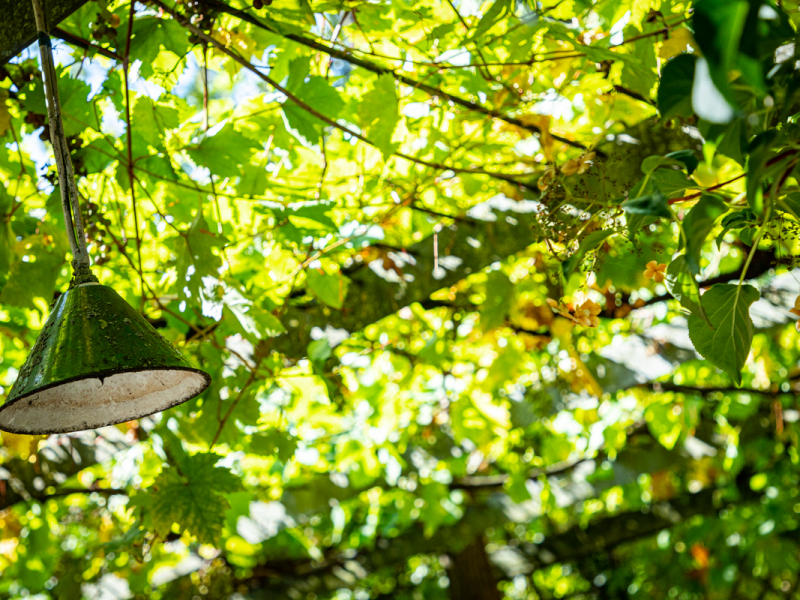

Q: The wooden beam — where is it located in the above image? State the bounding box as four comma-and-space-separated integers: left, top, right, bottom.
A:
0, 0, 90, 65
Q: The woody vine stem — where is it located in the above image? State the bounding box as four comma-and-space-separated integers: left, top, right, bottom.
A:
30, 0, 95, 284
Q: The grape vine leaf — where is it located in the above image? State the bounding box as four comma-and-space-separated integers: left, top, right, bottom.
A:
481, 270, 514, 331
250, 429, 298, 463
281, 59, 344, 146
186, 124, 259, 179
22, 71, 93, 138
359, 73, 400, 160
306, 269, 349, 309
687, 283, 760, 385
175, 213, 224, 301
0, 233, 66, 309
146, 453, 242, 545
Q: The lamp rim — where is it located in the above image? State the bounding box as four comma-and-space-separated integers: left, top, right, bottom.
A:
0, 365, 210, 434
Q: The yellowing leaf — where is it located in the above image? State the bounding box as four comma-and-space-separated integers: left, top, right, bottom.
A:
659, 27, 698, 60
0, 90, 10, 137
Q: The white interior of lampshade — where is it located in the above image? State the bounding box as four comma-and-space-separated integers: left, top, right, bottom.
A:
0, 369, 208, 434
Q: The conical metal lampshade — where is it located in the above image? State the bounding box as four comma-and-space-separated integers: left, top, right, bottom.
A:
0, 283, 210, 434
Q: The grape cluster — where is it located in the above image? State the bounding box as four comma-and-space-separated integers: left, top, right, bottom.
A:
3, 60, 41, 87
252, 0, 273, 9
84, 200, 114, 266
24, 111, 50, 142
68, 136, 87, 178
37, 133, 87, 185
170, 0, 220, 44
91, 10, 121, 42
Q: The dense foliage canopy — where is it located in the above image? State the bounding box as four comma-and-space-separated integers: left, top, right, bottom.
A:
2, 0, 800, 598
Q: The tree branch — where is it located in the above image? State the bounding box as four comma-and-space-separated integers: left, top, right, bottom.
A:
199, 0, 596, 155
149, 0, 543, 193
52, 27, 123, 61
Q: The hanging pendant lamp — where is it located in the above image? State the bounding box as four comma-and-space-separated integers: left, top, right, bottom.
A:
0, 0, 210, 434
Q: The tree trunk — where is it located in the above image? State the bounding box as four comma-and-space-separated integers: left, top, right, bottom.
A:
448, 538, 502, 600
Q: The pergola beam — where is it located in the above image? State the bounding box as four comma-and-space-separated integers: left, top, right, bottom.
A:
0, 0, 89, 65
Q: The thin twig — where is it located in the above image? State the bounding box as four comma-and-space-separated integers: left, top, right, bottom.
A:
30, 0, 90, 268
202, 44, 210, 131
122, 1, 145, 310
200, 0, 592, 154
149, 0, 544, 192
52, 27, 123, 61
668, 174, 746, 205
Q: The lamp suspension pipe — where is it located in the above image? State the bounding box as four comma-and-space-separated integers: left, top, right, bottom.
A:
0, 0, 212, 435
30, 0, 91, 274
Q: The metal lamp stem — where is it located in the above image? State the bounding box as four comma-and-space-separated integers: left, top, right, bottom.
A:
0, 1, 213, 435
30, 0, 91, 274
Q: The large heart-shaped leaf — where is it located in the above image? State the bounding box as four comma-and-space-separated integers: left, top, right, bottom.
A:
687, 283, 760, 385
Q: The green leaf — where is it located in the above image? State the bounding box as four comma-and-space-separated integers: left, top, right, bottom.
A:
682, 194, 727, 274
359, 73, 400, 160
665, 255, 704, 319
0, 187, 14, 285
298, 0, 316, 24
626, 213, 657, 236
641, 153, 696, 175
665, 150, 699, 175
621, 189, 671, 218
279, 202, 337, 233
22, 70, 93, 138
480, 270, 514, 331
715, 209, 758, 248
186, 124, 259, 179
222, 287, 286, 342
692, 0, 762, 102
778, 192, 800, 220
704, 119, 747, 165
687, 283, 760, 385
470, 0, 513, 40
149, 453, 242, 545
306, 269, 349, 309
250, 429, 298, 462
504, 473, 532, 503
562, 229, 614, 280
308, 338, 332, 364
620, 25, 658, 98
80, 140, 116, 175
281, 61, 345, 146
738, 225, 758, 246
746, 130, 779, 216
657, 54, 696, 119
650, 169, 695, 198
307, 337, 335, 397
175, 213, 224, 301
0, 233, 66, 309
129, 16, 191, 80
130, 98, 179, 156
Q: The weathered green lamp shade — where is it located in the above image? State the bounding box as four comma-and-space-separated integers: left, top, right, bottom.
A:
0, 284, 210, 434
